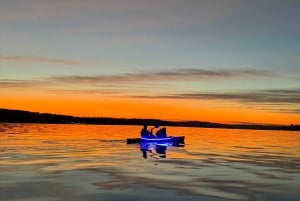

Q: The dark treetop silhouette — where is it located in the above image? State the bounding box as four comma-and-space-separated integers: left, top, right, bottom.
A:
0, 108, 299, 131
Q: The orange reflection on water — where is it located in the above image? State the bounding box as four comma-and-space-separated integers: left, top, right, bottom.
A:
1, 123, 299, 165
166, 127, 300, 160
0, 124, 141, 170
1, 123, 299, 201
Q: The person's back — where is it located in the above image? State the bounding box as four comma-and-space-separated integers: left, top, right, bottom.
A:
141, 125, 151, 138
156, 127, 167, 138
141, 128, 150, 138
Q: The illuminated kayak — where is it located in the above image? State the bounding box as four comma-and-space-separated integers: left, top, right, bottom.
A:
127, 136, 185, 145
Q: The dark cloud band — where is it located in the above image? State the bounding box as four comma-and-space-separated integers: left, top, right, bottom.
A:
50, 68, 273, 84
0, 55, 101, 66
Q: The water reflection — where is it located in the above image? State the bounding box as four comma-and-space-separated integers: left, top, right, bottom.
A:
139, 142, 184, 159
1, 123, 299, 201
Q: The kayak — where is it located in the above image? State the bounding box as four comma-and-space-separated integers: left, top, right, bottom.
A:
127, 136, 185, 145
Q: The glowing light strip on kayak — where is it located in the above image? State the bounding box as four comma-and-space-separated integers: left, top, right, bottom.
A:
156, 143, 173, 146
140, 137, 173, 141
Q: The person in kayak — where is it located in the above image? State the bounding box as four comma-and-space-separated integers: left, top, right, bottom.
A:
140, 124, 155, 138
156, 127, 167, 138
150, 124, 160, 135
151, 124, 167, 138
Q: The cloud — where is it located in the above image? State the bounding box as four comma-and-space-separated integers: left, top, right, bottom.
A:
1, 73, 299, 114
0, 0, 237, 28
0, 79, 42, 88
48, 89, 124, 95
176, 89, 300, 104
0, 1, 239, 46
50, 68, 272, 84
0, 55, 101, 66
137, 89, 300, 104
133, 89, 300, 113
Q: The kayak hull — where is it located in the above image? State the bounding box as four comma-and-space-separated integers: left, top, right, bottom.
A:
127, 136, 185, 145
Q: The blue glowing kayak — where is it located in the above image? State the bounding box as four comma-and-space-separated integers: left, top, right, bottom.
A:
127, 136, 184, 145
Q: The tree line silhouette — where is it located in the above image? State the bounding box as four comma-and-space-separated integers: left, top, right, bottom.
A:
0, 108, 299, 131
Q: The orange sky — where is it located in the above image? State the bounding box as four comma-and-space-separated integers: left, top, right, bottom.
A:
1, 94, 299, 125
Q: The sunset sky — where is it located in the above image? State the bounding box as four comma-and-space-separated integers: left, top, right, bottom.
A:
1, 0, 299, 124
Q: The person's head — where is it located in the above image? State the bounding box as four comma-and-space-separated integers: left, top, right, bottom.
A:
143, 124, 148, 129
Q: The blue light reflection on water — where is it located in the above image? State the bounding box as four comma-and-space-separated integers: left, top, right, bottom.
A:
0, 123, 299, 201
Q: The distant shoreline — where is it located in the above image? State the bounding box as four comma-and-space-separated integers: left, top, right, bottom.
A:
0, 108, 299, 131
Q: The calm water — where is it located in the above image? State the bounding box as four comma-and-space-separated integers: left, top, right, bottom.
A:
0, 124, 299, 201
